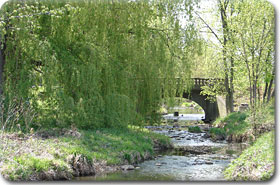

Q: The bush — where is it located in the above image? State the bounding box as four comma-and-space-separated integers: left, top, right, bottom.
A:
209, 127, 226, 136
213, 111, 250, 136
188, 126, 202, 133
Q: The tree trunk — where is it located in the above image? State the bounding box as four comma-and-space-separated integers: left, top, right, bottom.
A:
263, 82, 268, 103
266, 78, 274, 103
224, 75, 231, 114
229, 56, 234, 112
219, 0, 234, 114
257, 86, 261, 104
0, 34, 6, 96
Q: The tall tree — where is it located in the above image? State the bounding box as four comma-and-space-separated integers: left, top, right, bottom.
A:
194, 0, 235, 113
229, 0, 275, 108
218, 0, 234, 113
195, 0, 274, 115
229, 0, 274, 135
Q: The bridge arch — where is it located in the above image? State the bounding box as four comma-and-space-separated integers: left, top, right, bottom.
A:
176, 78, 225, 123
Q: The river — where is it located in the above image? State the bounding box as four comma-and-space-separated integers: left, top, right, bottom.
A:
76, 114, 247, 181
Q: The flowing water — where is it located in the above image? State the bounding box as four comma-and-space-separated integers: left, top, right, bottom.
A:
77, 114, 247, 181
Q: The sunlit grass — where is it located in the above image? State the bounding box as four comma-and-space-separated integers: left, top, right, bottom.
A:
224, 131, 274, 181
0, 127, 170, 180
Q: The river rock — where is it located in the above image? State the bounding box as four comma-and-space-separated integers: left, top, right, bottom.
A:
176, 146, 212, 154
202, 132, 211, 139
220, 155, 229, 160
121, 165, 135, 171
205, 161, 214, 165
211, 134, 225, 141
192, 161, 203, 165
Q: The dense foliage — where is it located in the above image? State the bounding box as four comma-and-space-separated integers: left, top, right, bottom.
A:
194, 0, 275, 113
0, 0, 200, 131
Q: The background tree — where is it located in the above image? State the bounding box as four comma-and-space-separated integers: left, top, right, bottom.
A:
229, 0, 275, 107
194, 0, 274, 115
194, 0, 235, 113
228, 0, 275, 135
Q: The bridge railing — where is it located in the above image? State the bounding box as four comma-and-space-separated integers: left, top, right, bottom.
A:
192, 78, 224, 86
129, 77, 223, 86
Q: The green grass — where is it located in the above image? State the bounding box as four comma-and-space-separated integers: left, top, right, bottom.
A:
214, 111, 250, 135
57, 127, 169, 165
224, 131, 275, 181
209, 127, 226, 136
188, 126, 202, 133
211, 101, 274, 142
0, 127, 170, 180
210, 111, 251, 141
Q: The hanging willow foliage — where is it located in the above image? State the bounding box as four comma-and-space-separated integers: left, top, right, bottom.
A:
0, 0, 200, 130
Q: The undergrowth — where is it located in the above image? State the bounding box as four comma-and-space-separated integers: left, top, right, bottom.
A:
188, 126, 202, 133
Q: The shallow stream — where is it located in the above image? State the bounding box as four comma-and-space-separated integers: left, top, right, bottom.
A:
77, 114, 247, 181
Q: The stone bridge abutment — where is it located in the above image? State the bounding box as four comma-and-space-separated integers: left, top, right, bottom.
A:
177, 78, 226, 123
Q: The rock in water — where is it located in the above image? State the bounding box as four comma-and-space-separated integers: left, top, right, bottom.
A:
205, 161, 214, 165
121, 165, 135, 171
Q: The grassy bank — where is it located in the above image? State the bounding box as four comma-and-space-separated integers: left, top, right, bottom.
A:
208, 100, 275, 181
0, 126, 171, 181
209, 111, 252, 142
210, 100, 274, 143
224, 131, 275, 181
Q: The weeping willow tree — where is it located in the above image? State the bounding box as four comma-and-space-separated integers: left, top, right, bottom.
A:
0, 0, 200, 130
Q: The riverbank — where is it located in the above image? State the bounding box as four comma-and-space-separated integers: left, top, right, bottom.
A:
0, 126, 171, 181
211, 101, 275, 181
224, 131, 275, 181
77, 123, 246, 181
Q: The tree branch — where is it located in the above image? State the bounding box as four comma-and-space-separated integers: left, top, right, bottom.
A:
194, 11, 222, 45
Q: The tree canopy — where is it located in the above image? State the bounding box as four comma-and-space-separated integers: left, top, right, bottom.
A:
194, 0, 275, 110
0, 0, 200, 130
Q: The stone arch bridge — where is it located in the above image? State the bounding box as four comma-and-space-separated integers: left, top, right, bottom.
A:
175, 78, 226, 123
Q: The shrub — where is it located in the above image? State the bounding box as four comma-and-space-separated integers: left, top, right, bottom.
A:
188, 126, 202, 133
213, 111, 250, 136
209, 127, 226, 136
